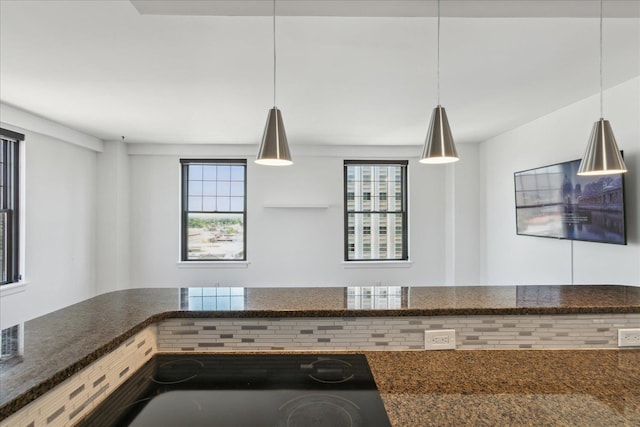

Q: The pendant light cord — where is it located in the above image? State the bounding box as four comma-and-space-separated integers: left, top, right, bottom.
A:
273, 0, 277, 107
437, 0, 441, 106
599, 0, 603, 118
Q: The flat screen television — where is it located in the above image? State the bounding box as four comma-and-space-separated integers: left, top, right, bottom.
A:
514, 156, 626, 245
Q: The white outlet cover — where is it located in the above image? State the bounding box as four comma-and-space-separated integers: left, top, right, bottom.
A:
425, 329, 456, 350
618, 329, 640, 347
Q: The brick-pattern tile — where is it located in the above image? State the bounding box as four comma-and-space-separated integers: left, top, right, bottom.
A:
1, 326, 157, 427
156, 314, 640, 352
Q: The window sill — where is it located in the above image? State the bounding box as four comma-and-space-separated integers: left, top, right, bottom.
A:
0, 281, 29, 298
342, 260, 413, 269
177, 261, 250, 269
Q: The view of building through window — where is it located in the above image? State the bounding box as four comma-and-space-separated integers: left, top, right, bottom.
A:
345, 161, 408, 261
181, 160, 246, 261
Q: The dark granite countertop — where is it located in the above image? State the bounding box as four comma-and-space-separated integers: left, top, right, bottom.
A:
366, 349, 640, 426
1, 284, 639, 420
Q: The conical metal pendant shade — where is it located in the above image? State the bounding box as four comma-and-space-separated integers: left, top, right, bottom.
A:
577, 118, 626, 176
256, 107, 293, 166
420, 105, 459, 164
578, 0, 627, 176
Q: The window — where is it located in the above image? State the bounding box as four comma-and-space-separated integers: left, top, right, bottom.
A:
181, 159, 246, 261
0, 128, 23, 285
344, 160, 408, 261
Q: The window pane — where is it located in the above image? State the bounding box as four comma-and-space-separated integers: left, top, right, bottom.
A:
202, 197, 216, 211
188, 181, 203, 196
186, 213, 244, 260
217, 197, 231, 211
203, 165, 216, 180
188, 196, 202, 211
203, 181, 216, 196
230, 197, 244, 211
230, 182, 244, 197
189, 164, 203, 180
231, 166, 244, 181
217, 165, 231, 180
217, 181, 231, 196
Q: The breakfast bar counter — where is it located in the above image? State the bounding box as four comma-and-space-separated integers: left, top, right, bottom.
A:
1, 285, 639, 423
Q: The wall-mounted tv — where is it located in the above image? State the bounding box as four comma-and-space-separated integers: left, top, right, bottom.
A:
514, 156, 626, 245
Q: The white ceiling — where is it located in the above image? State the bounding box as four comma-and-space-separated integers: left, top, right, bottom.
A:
0, 0, 638, 146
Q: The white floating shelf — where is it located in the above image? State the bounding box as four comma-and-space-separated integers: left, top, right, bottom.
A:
263, 203, 330, 209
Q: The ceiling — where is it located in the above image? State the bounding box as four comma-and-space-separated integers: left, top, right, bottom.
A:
0, 0, 638, 146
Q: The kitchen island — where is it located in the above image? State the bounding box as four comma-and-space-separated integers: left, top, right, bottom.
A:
1, 285, 639, 425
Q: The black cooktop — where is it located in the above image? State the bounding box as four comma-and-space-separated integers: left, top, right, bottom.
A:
78, 354, 391, 427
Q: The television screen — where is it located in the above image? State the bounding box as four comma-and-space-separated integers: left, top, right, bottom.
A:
514, 157, 626, 245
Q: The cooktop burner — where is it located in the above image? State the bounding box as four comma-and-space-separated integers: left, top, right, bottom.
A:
78, 354, 391, 427
279, 393, 362, 427
304, 357, 355, 384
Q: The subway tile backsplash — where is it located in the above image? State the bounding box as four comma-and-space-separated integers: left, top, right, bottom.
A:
157, 314, 640, 352
0, 327, 157, 427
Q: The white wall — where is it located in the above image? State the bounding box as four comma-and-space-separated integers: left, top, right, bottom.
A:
96, 139, 130, 294
480, 77, 640, 286
128, 144, 481, 288
452, 143, 481, 284
0, 113, 99, 330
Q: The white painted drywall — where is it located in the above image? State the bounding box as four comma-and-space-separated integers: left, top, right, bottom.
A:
480, 77, 639, 286
128, 144, 480, 287
453, 143, 481, 284
96, 139, 130, 294
0, 122, 98, 330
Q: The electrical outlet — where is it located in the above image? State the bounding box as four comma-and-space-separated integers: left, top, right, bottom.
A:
618, 329, 640, 347
424, 329, 456, 350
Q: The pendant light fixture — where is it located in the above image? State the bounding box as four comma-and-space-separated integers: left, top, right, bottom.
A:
256, 0, 293, 166
577, 0, 626, 176
420, 0, 458, 164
